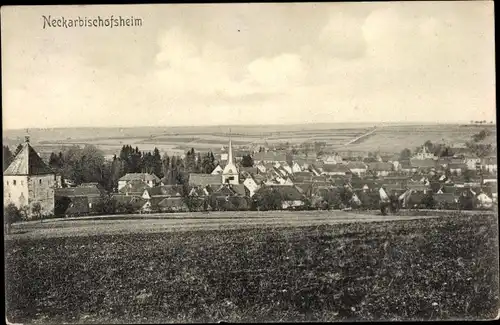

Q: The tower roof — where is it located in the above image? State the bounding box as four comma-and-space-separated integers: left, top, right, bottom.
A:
4, 140, 54, 176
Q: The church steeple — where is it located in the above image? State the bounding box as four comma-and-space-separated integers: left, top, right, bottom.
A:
228, 129, 233, 164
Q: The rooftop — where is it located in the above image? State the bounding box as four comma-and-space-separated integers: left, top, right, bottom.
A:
4, 141, 54, 176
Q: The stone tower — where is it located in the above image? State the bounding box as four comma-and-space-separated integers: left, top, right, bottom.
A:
3, 136, 56, 218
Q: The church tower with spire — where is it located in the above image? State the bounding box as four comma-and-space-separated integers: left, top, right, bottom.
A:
221, 130, 239, 185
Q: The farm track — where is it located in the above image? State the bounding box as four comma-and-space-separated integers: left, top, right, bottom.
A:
7, 211, 447, 240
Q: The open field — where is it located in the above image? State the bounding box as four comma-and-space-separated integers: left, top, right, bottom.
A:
3, 123, 495, 156
5, 212, 499, 323
345, 124, 497, 153
4, 210, 467, 240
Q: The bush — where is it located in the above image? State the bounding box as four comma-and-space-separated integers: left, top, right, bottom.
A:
4, 203, 22, 233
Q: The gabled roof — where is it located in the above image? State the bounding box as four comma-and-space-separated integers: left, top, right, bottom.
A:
367, 162, 394, 172
346, 161, 368, 169
119, 180, 150, 194
157, 197, 188, 209
448, 163, 467, 169
259, 185, 304, 201
188, 173, 221, 186
410, 159, 437, 169
145, 185, 184, 197
239, 167, 259, 175
406, 184, 430, 192
55, 184, 105, 197
119, 173, 160, 182
4, 142, 54, 175
322, 164, 350, 173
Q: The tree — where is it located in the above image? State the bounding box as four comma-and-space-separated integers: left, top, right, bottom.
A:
252, 188, 282, 210
399, 148, 412, 161
4, 203, 21, 234
463, 169, 475, 182
32, 202, 42, 221
241, 154, 254, 167
14, 144, 23, 156
201, 153, 216, 174
3, 145, 13, 171
421, 192, 435, 209
424, 140, 433, 153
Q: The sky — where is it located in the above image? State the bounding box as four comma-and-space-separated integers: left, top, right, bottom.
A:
1, 2, 496, 130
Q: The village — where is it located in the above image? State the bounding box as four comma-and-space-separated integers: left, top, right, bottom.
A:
3, 129, 497, 221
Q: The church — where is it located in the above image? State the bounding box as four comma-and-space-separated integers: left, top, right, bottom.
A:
3, 137, 56, 218
221, 134, 239, 185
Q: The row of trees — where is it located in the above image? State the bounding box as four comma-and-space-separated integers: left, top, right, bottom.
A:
45, 145, 218, 191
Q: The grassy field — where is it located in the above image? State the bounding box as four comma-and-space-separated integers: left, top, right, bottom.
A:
5, 213, 499, 323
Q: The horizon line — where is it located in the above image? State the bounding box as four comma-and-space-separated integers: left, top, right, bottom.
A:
3, 120, 496, 132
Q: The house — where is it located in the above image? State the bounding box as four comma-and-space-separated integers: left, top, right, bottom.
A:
255, 162, 267, 174
406, 183, 430, 194
481, 156, 497, 174
412, 146, 435, 160
111, 194, 147, 212
323, 154, 343, 165
464, 154, 481, 170
281, 162, 293, 175
295, 182, 315, 198
449, 163, 467, 175
243, 177, 261, 197
400, 160, 417, 174
64, 196, 90, 217
345, 161, 368, 176
293, 171, 314, 183
188, 174, 221, 187
142, 185, 184, 200
367, 162, 394, 177
55, 183, 106, 214
156, 197, 189, 212
3, 137, 56, 218
476, 192, 493, 209
291, 161, 302, 173
399, 190, 426, 209
410, 159, 437, 171
119, 180, 151, 196
118, 173, 160, 191
212, 184, 248, 197
309, 164, 322, 176
321, 164, 350, 176
260, 185, 306, 209
211, 165, 224, 175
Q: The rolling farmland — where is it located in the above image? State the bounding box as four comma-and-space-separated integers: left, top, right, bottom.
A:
3, 123, 496, 157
